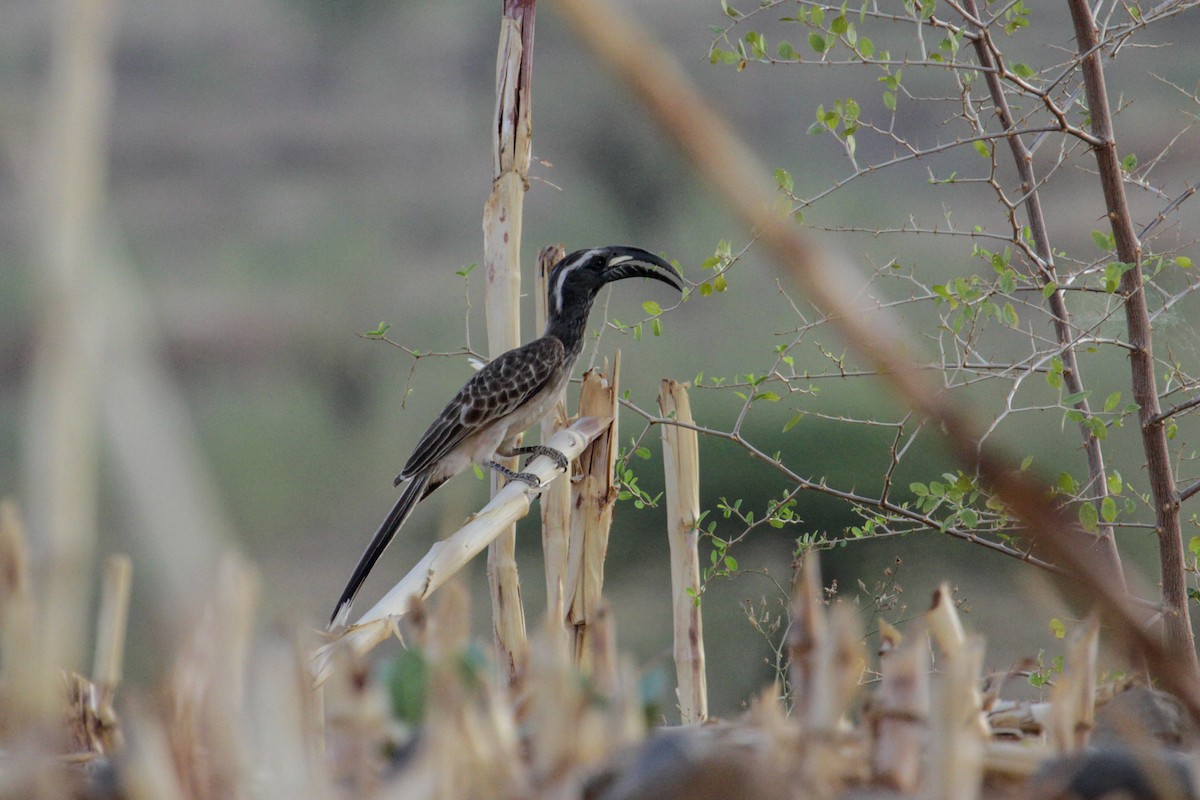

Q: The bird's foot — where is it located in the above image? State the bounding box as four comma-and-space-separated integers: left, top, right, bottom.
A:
511, 471, 542, 488
485, 460, 543, 489
502, 444, 570, 472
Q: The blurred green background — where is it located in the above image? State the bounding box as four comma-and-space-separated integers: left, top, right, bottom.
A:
2, 0, 1199, 716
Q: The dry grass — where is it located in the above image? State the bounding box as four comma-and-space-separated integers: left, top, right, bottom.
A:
2, 487, 1193, 799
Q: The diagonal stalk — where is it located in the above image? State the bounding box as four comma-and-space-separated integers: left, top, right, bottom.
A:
1066, 0, 1196, 670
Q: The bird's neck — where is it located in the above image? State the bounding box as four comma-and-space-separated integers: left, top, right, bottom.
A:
542, 298, 596, 363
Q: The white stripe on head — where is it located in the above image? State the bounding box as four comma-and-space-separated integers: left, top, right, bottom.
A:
553, 248, 600, 314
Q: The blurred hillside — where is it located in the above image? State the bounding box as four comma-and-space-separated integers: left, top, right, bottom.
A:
2, 0, 1199, 713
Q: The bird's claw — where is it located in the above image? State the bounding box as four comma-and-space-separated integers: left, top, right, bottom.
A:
502, 444, 570, 473
536, 447, 570, 473
485, 460, 544, 490
510, 471, 542, 489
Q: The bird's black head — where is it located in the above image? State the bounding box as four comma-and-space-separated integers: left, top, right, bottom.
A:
545, 246, 683, 323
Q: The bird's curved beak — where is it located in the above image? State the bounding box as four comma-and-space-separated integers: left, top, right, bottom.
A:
602, 247, 684, 292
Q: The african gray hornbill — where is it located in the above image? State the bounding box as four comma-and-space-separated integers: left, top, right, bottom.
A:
330, 246, 683, 626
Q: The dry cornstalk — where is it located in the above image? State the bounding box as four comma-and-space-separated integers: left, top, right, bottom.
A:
982, 740, 1050, 780
1047, 615, 1100, 752
788, 552, 828, 727
249, 634, 332, 800
168, 554, 260, 800
27, 0, 120, 694
115, 704, 187, 800
566, 359, 620, 670
482, 0, 538, 678
928, 634, 986, 800
928, 583, 990, 738
1, 500, 70, 795
0, 500, 35, 734
395, 582, 530, 800
92, 554, 131, 701
658, 378, 707, 724
789, 556, 864, 797
522, 604, 644, 800
321, 643, 392, 796
870, 620, 929, 792
313, 418, 609, 683
62, 554, 133, 758
535, 244, 572, 622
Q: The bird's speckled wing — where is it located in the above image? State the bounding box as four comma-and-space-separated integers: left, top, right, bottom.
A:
398, 336, 566, 481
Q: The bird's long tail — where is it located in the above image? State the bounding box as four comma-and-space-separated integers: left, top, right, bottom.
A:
329, 471, 432, 628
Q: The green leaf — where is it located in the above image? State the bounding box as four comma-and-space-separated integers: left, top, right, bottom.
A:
1177, 256, 1193, 268
973, 139, 990, 158
745, 30, 768, 59
1049, 618, 1066, 639
384, 648, 429, 724
1013, 62, 1035, 79
1043, 282, 1057, 298
455, 262, 477, 277
1189, 536, 1200, 559
1079, 501, 1098, 532
724, 556, 738, 571
756, 391, 781, 402
365, 321, 392, 337
1021, 455, 1034, 470
859, 36, 875, 58
1065, 391, 1094, 407
1101, 495, 1118, 523
1058, 472, 1076, 493
1107, 471, 1123, 495
1063, 390, 1091, 405
1102, 261, 1135, 292
713, 273, 728, 292
783, 414, 803, 432
652, 318, 663, 337
1104, 391, 1121, 412
775, 167, 794, 193
1091, 229, 1114, 251
1121, 153, 1139, 172
883, 90, 896, 111
1002, 302, 1019, 327
809, 31, 827, 53
998, 269, 1016, 294
1046, 357, 1064, 390
910, 482, 929, 496
831, 14, 848, 34
642, 300, 662, 316
931, 284, 956, 306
